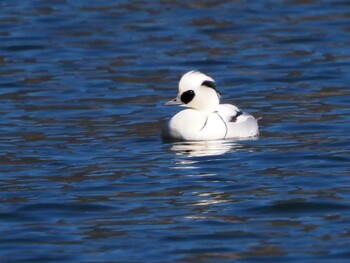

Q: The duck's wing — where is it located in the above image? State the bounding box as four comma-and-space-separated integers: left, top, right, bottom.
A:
217, 104, 259, 138
216, 104, 241, 121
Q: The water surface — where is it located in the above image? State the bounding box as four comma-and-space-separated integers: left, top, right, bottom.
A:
1, 0, 350, 262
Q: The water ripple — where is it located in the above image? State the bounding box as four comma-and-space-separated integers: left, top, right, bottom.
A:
0, 0, 350, 262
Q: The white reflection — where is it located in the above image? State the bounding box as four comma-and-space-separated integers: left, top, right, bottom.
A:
169, 140, 242, 157
192, 192, 229, 206
166, 140, 257, 220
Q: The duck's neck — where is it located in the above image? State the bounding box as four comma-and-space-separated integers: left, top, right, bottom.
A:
195, 89, 220, 112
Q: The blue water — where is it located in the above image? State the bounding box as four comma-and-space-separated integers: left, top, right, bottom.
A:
1, 0, 350, 262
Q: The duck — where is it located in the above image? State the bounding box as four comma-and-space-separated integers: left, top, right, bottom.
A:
162, 70, 259, 141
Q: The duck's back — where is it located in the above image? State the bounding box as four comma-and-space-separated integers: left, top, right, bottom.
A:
217, 104, 259, 138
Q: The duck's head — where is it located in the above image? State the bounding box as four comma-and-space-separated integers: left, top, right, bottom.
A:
165, 70, 220, 112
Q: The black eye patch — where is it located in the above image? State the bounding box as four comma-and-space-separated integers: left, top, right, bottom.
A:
181, 90, 195, 104
201, 80, 216, 90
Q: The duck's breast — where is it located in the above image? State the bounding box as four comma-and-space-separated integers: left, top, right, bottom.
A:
163, 109, 227, 141
162, 109, 207, 140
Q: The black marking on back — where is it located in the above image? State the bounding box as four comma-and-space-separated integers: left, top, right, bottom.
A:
230, 111, 243, 122
215, 112, 228, 139
200, 115, 209, 131
181, 90, 195, 104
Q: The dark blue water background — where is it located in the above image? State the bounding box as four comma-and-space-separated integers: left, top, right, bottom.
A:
1, 0, 350, 262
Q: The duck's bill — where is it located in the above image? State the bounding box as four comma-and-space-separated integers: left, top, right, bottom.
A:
164, 98, 182, 106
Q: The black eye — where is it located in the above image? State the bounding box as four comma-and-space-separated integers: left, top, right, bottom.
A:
181, 90, 195, 104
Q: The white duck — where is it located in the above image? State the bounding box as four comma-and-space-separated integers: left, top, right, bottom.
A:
162, 70, 259, 141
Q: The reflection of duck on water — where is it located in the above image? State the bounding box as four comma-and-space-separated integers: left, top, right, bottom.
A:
169, 140, 242, 157
162, 71, 259, 141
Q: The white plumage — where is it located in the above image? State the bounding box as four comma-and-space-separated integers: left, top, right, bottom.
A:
162, 71, 259, 141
